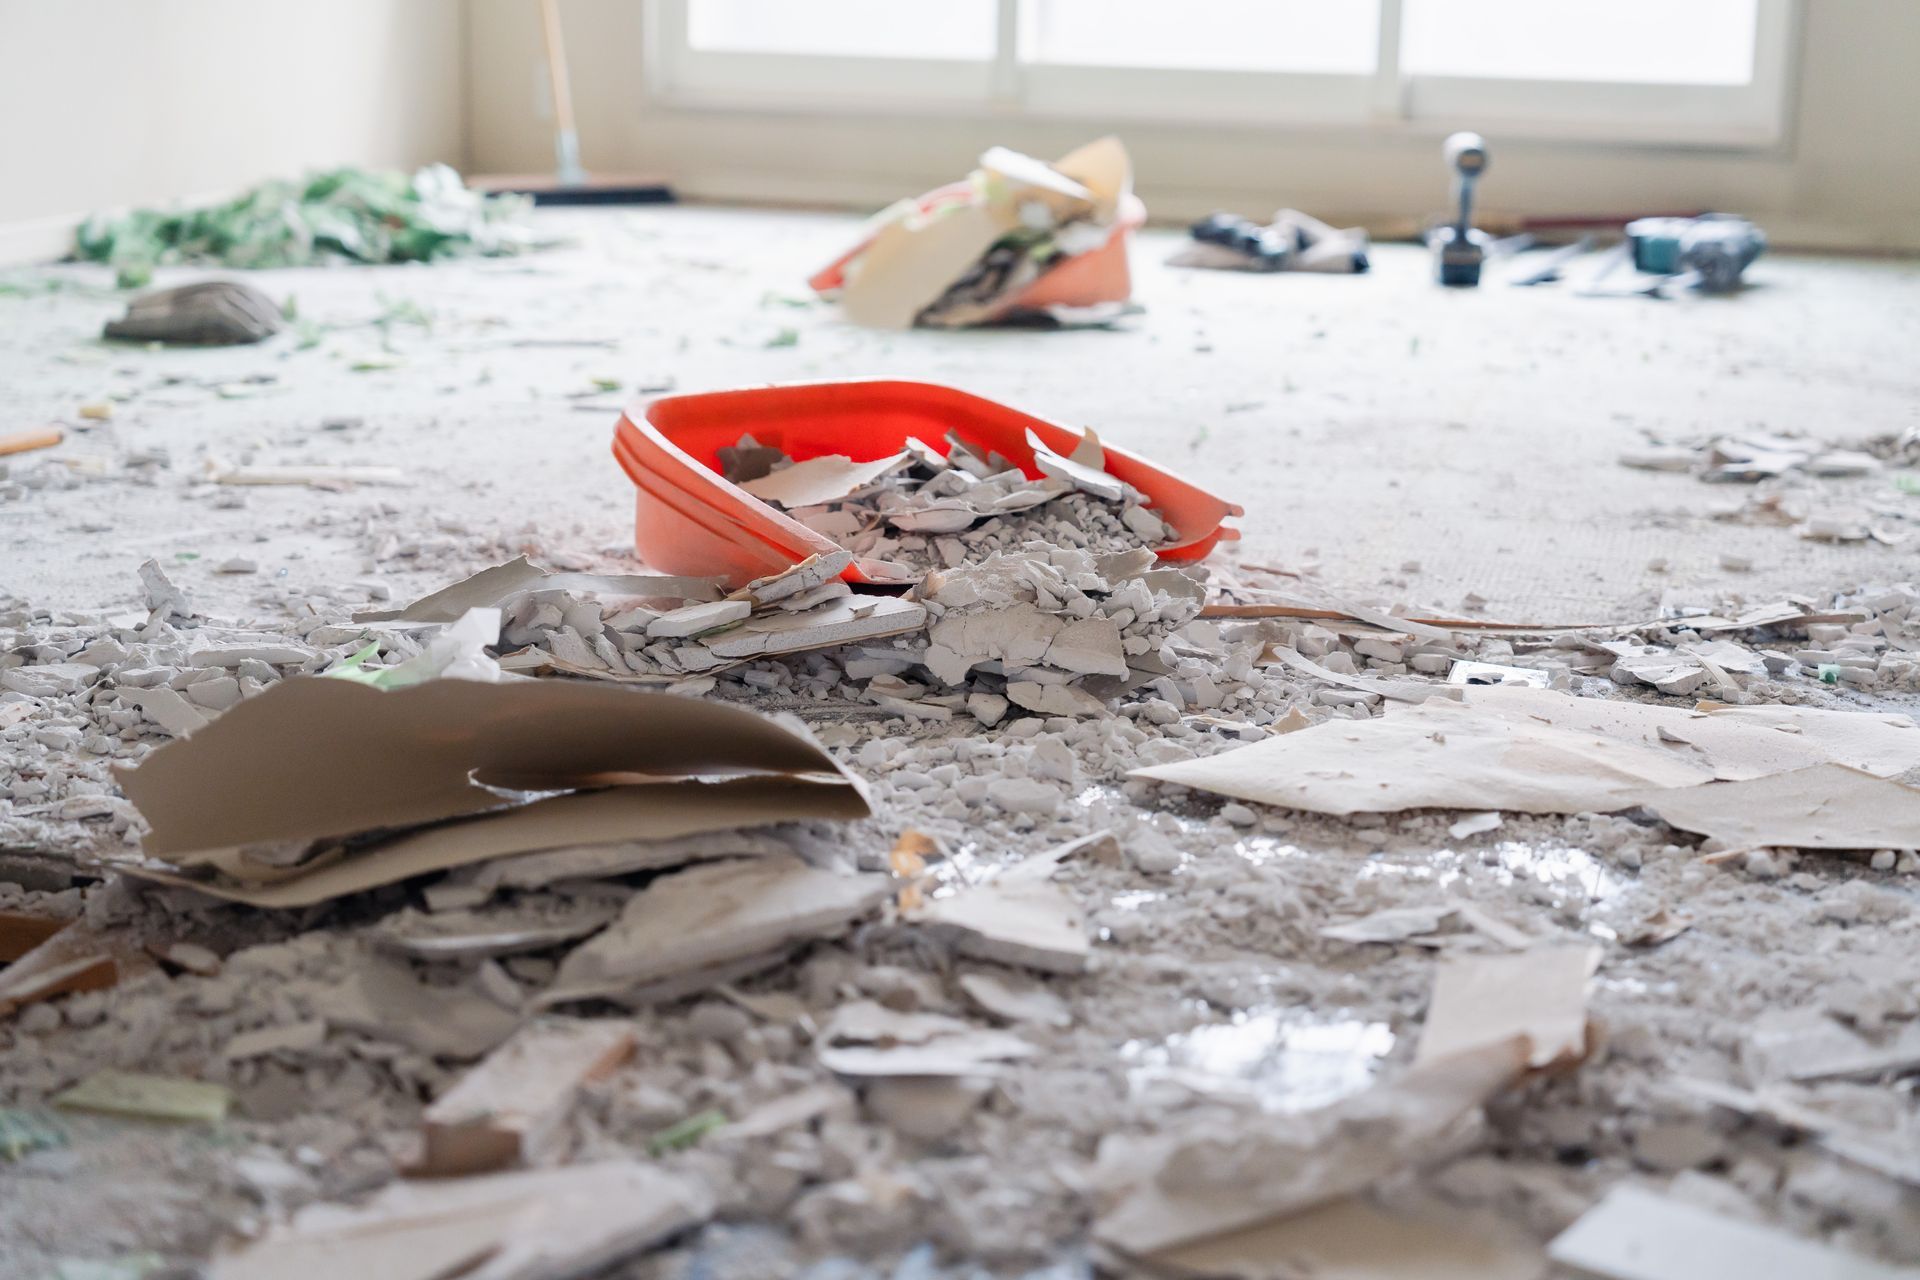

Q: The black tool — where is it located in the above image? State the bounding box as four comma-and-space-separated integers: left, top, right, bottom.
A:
1432, 132, 1491, 287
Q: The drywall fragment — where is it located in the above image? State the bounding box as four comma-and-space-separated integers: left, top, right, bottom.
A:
357, 555, 719, 623
1416, 946, 1600, 1070
138, 781, 868, 910
188, 642, 318, 668
1006, 680, 1107, 718
1092, 1037, 1528, 1258
119, 677, 851, 857
646, 598, 752, 639
838, 201, 1011, 329
1448, 811, 1504, 840
1133, 696, 1702, 815
1742, 1009, 1920, 1084
926, 603, 1063, 675
0, 919, 151, 1017
1632, 764, 1920, 850
1029, 435, 1125, 501
912, 873, 1088, 974
115, 677, 867, 905
1132, 686, 1920, 817
375, 906, 616, 961
418, 1019, 636, 1176
816, 1000, 1035, 1077
317, 954, 521, 1061
0, 663, 99, 697
958, 971, 1072, 1027
223, 1020, 328, 1061
1319, 904, 1459, 945
146, 941, 220, 976
138, 557, 193, 620
865, 1077, 991, 1140
738, 550, 854, 605
1319, 901, 1531, 951
545, 856, 891, 1005
1546, 1184, 1910, 1280
702, 596, 926, 660
117, 687, 205, 736
1149, 1195, 1546, 1280
206, 461, 407, 488
471, 830, 796, 892
54, 1070, 231, 1124
741, 452, 912, 508
1617, 906, 1693, 948
1044, 615, 1129, 677
207, 1160, 715, 1280
722, 1084, 853, 1142
1267, 646, 1462, 704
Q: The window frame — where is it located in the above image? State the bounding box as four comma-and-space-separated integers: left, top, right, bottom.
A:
644, 0, 1800, 150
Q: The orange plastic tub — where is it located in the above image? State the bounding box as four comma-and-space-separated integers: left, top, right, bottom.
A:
612, 379, 1242, 589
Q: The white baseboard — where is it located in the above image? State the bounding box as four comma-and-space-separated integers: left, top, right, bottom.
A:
668, 168, 1920, 255
0, 213, 80, 268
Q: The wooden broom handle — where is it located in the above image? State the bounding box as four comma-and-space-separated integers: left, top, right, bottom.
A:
538, 0, 577, 140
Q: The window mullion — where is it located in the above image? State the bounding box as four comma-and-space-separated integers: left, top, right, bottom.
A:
992, 0, 1022, 102
1370, 0, 1407, 119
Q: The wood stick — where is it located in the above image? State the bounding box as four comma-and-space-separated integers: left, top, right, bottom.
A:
0, 426, 62, 457
1198, 602, 1619, 632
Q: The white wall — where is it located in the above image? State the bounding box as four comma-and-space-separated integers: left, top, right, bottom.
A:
465, 0, 1920, 251
0, 0, 467, 253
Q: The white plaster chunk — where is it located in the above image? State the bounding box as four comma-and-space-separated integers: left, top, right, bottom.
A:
647, 599, 752, 640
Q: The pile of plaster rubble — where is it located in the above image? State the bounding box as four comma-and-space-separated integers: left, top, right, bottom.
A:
1620, 429, 1917, 546
8, 439, 1920, 1274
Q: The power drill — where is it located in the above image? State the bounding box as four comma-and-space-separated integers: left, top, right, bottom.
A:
1625, 213, 1766, 292
1432, 132, 1491, 287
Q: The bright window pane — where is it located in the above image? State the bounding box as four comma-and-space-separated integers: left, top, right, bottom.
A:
687, 0, 997, 59
1401, 0, 1758, 84
1025, 0, 1379, 73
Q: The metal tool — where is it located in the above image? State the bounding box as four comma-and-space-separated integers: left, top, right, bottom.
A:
1626, 213, 1766, 292
1432, 132, 1491, 286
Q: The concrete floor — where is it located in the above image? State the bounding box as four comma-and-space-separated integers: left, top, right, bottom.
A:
3, 207, 1917, 623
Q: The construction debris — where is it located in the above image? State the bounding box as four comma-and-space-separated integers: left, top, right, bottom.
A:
417, 1019, 636, 1176
1546, 1184, 1912, 1280
809, 137, 1140, 328
114, 675, 870, 906
1415, 945, 1599, 1069
728, 426, 1174, 582
544, 856, 893, 1005
206, 1161, 714, 1280
1171, 209, 1371, 274
1092, 1037, 1535, 1262
102, 281, 285, 345
1147, 1196, 1543, 1280
1133, 685, 1920, 816
75, 164, 540, 287
7, 223, 1920, 1280
53, 1070, 232, 1124
1631, 764, 1920, 851
815, 1001, 1036, 1078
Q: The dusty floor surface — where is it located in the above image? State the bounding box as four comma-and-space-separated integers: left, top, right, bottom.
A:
2, 207, 1919, 1279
